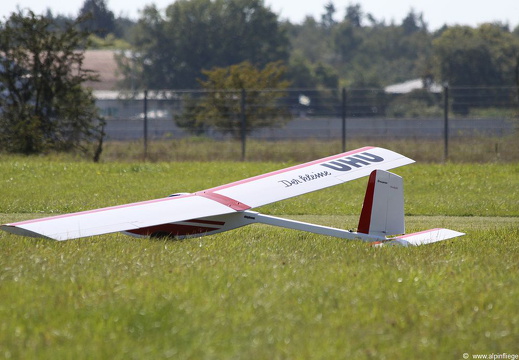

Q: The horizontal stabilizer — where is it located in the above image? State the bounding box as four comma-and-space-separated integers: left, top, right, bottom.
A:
379, 228, 465, 247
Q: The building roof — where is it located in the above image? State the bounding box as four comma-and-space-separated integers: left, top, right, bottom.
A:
83, 50, 121, 91
384, 78, 442, 94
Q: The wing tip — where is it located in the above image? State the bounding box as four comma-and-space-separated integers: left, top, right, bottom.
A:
1, 224, 53, 240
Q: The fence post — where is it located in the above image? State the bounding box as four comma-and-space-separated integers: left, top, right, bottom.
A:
443, 84, 449, 162
240, 88, 246, 161
143, 89, 148, 160
341, 87, 347, 152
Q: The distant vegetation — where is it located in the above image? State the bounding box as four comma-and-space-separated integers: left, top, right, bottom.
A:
0, 11, 105, 159
40, 0, 519, 90
2, 1, 519, 159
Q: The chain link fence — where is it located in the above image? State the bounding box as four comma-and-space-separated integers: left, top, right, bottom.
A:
94, 86, 518, 161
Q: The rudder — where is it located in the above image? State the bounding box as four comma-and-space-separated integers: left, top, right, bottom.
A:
357, 170, 405, 237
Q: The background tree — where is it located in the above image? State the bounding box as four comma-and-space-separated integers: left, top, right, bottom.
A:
332, 20, 361, 63
78, 0, 116, 38
24, 1, 519, 93
433, 24, 519, 86
123, 0, 289, 90
320, 2, 336, 30
344, 3, 362, 28
433, 24, 519, 113
0, 10, 105, 158
401, 9, 426, 35
176, 61, 291, 138
286, 17, 331, 65
287, 4, 434, 88
286, 54, 338, 89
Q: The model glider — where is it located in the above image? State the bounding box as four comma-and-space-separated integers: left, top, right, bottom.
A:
1, 146, 464, 246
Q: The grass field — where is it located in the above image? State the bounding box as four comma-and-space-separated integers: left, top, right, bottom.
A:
99, 137, 519, 163
0, 154, 518, 359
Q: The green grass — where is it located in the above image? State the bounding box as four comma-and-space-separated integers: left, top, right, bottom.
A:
0, 157, 518, 359
0, 159, 517, 216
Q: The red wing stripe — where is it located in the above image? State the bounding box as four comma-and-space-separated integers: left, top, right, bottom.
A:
397, 228, 442, 238
196, 192, 251, 211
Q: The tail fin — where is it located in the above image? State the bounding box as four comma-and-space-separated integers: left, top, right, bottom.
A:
358, 170, 405, 237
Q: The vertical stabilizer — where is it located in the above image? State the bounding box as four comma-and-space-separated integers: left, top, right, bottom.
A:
357, 170, 405, 237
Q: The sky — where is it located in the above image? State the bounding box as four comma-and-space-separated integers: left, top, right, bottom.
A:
1, 0, 518, 31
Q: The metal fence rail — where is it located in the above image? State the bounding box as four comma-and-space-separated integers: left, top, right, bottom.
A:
94, 86, 518, 160
101, 116, 514, 140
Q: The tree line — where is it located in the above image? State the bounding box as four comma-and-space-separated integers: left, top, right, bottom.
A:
43, 0, 519, 90
1, 0, 519, 158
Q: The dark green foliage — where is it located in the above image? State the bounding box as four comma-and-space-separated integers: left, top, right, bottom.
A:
120, 0, 290, 90
432, 24, 519, 114
284, 6, 433, 88
0, 10, 105, 157
77, 0, 116, 38
29, 2, 519, 93
176, 61, 291, 138
7, 2, 519, 126
386, 89, 443, 118
433, 24, 519, 87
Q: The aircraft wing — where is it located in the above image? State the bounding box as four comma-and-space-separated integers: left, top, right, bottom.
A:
1, 146, 414, 240
1, 195, 237, 241
198, 146, 414, 208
